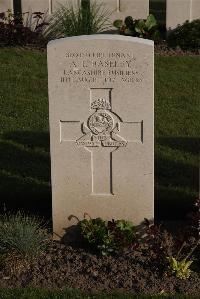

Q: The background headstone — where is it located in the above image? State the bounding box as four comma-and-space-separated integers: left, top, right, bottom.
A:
20, 0, 81, 14
1, 0, 149, 21
0, 0, 13, 12
91, 0, 149, 24
191, 0, 200, 20
21, 0, 51, 14
48, 35, 154, 238
166, 0, 200, 30
52, 0, 80, 12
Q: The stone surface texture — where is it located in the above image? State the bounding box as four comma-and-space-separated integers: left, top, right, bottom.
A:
21, 0, 79, 14
166, 0, 200, 30
6, 0, 149, 19
48, 35, 154, 238
91, 0, 149, 23
0, 0, 13, 12
21, 0, 50, 14
52, 0, 80, 12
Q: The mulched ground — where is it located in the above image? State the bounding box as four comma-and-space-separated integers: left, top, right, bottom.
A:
0, 240, 200, 295
154, 41, 199, 56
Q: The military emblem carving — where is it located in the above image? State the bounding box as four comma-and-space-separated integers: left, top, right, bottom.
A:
76, 94, 127, 148
88, 110, 114, 136
60, 88, 143, 195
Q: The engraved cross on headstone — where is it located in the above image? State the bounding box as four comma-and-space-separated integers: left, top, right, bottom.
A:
60, 88, 143, 195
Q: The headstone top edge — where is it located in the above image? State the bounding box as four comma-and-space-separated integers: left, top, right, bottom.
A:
47, 34, 154, 48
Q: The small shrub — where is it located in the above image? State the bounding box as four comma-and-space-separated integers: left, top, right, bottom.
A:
167, 256, 193, 279
43, 0, 112, 40
0, 212, 49, 259
113, 14, 160, 40
188, 197, 200, 238
166, 234, 200, 279
80, 216, 136, 255
167, 19, 200, 50
143, 219, 174, 262
0, 9, 48, 46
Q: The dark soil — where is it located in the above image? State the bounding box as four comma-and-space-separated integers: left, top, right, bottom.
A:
154, 40, 200, 56
0, 241, 200, 295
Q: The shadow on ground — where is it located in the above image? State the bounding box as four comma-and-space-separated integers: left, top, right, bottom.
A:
0, 130, 51, 219
155, 136, 199, 221
0, 132, 199, 222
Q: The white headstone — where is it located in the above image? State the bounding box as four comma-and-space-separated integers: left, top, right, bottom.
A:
166, 0, 200, 30
20, 0, 81, 15
91, 0, 149, 24
52, 0, 80, 12
20, 0, 80, 14
48, 35, 154, 238
191, 0, 200, 20
0, 0, 13, 13
12, 0, 149, 19
21, 0, 51, 14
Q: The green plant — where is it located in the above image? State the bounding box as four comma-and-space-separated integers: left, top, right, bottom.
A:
44, 0, 111, 40
0, 9, 48, 46
113, 14, 160, 40
108, 219, 136, 249
80, 216, 135, 255
167, 239, 200, 279
167, 256, 192, 279
0, 212, 49, 259
167, 19, 200, 50
80, 217, 115, 255
143, 219, 174, 267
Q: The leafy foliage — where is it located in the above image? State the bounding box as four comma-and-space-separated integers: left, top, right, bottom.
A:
167, 256, 193, 279
188, 197, 200, 238
167, 19, 200, 50
113, 14, 160, 40
44, 0, 111, 40
80, 217, 136, 255
142, 219, 174, 269
0, 212, 49, 259
142, 219, 200, 279
0, 9, 48, 46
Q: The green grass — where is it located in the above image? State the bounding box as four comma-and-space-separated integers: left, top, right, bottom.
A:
154, 56, 200, 220
0, 48, 199, 221
0, 288, 197, 299
0, 48, 50, 217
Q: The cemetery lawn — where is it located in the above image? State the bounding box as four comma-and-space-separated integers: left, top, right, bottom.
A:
0, 48, 199, 221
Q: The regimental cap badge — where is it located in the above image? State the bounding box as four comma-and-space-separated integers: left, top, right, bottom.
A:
91, 98, 111, 110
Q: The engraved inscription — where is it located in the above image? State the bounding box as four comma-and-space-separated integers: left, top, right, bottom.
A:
91, 98, 111, 110
102, 141, 127, 147
60, 51, 144, 85
76, 141, 101, 147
